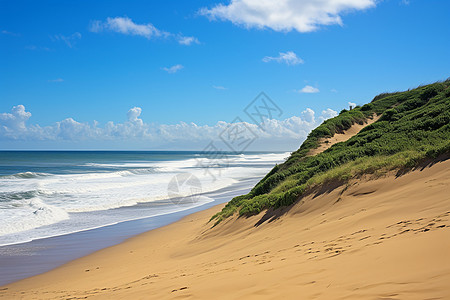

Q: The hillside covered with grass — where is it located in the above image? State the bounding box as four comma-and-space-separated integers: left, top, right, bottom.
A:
212, 80, 450, 224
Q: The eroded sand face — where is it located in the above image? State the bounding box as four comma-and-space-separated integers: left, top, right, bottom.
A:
308, 114, 381, 156
2, 159, 449, 299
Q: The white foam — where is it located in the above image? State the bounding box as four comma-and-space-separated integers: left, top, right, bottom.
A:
0, 152, 288, 243
0, 195, 214, 246
0, 197, 69, 236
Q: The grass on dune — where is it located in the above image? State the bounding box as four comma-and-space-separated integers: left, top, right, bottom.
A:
211, 79, 450, 225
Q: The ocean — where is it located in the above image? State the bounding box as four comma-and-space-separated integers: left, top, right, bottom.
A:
0, 151, 288, 247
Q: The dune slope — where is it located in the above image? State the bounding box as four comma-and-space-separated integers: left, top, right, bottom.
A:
2, 159, 449, 299
212, 81, 450, 221
307, 114, 380, 156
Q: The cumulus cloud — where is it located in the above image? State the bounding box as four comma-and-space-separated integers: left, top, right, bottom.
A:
348, 101, 357, 108
53, 32, 81, 48
162, 64, 184, 74
0, 105, 32, 132
262, 51, 304, 65
0, 105, 338, 149
199, 0, 376, 32
90, 17, 199, 45
322, 108, 338, 119
126, 107, 144, 126
54, 118, 94, 140
298, 85, 320, 93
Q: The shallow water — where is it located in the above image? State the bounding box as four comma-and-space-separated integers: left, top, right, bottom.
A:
0, 151, 287, 285
0, 151, 288, 246
0, 178, 257, 286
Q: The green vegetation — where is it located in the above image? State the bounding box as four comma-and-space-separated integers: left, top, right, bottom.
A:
211, 80, 450, 224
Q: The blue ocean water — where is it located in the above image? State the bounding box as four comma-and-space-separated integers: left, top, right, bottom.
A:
0, 151, 288, 246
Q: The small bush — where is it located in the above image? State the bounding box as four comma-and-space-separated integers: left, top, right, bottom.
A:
380, 108, 398, 121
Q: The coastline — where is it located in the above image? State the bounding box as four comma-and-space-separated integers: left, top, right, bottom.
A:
0, 150, 291, 248
2, 159, 449, 299
0, 177, 261, 286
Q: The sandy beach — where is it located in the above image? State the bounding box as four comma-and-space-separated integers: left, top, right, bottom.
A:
2, 1, 449, 298
1, 159, 449, 299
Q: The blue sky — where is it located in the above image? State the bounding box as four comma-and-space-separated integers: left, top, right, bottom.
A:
1, 0, 449, 150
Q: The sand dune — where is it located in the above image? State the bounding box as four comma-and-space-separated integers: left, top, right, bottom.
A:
308, 114, 380, 156
1, 159, 449, 299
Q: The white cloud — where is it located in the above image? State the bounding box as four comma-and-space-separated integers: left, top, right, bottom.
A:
0, 105, 338, 149
348, 101, 357, 108
200, 0, 376, 33
298, 85, 320, 93
322, 108, 338, 119
90, 17, 199, 46
162, 64, 184, 74
54, 118, 95, 140
213, 85, 227, 90
126, 107, 143, 125
90, 17, 164, 39
177, 35, 200, 45
262, 51, 304, 65
48, 78, 64, 83
0, 105, 31, 131
53, 32, 81, 48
